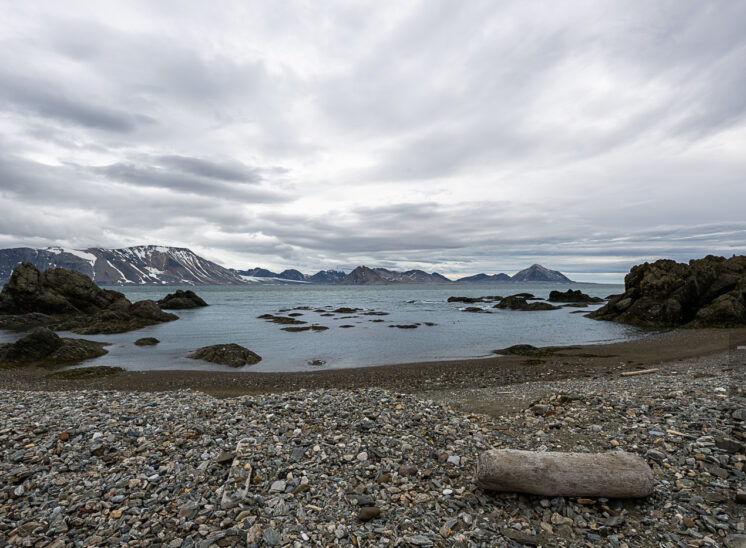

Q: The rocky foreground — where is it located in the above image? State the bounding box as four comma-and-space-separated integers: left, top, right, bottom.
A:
1, 356, 745, 548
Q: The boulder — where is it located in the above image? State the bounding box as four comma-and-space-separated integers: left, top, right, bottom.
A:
157, 289, 208, 309
0, 263, 177, 334
134, 337, 160, 346
188, 344, 262, 367
548, 289, 603, 303
590, 255, 746, 327
0, 328, 108, 368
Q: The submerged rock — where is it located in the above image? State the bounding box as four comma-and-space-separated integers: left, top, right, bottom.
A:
157, 289, 208, 309
0, 328, 108, 368
188, 344, 262, 367
590, 255, 746, 327
0, 263, 177, 334
548, 289, 603, 303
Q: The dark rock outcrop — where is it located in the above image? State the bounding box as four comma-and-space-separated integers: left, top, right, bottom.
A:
0, 263, 177, 334
589, 255, 746, 327
495, 296, 560, 311
134, 337, 160, 346
157, 289, 208, 309
0, 328, 108, 368
187, 344, 262, 367
548, 289, 603, 303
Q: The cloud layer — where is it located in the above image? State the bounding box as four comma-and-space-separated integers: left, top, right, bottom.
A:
1, 1, 745, 282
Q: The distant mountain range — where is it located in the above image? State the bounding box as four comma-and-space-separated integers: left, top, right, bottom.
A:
0, 246, 245, 285
0, 246, 574, 285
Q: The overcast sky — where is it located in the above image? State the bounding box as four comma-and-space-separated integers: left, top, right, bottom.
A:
1, 1, 745, 282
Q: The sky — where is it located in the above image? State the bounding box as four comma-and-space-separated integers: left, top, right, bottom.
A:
0, 1, 745, 283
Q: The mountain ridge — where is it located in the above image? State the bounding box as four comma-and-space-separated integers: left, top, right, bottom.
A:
0, 246, 575, 286
0, 246, 245, 286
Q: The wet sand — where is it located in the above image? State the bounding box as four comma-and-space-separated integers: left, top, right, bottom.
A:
2, 328, 745, 411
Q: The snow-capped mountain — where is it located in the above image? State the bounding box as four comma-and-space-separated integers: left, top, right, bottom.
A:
0, 246, 246, 285
231, 267, 347, 284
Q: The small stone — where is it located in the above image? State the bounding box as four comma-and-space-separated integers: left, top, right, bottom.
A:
399, 464, 418, 476
683, 517, 696, 528
109, 509, 123, 520
736, 491, 746, 504
446, 455, 461, 466
59, 432, 70, 441
270, 480, 286, 493
179, 502, 200, 520
357, 451, 368, 462
358, 506, 381, 521
216, 451, 235, 464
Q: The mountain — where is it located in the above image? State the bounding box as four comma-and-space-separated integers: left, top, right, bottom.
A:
307, 270, 347, 284
338, 266, 390, 285
238, 267, 279, 278
278, 269, 306, 281
456, 273, 511, 283
372, 268, 452, 284
511, 264, 573, 283
231, 267, 346, 284
0, 246, 246, 285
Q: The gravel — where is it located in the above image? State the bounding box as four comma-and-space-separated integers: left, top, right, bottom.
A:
1, 358, 744, 547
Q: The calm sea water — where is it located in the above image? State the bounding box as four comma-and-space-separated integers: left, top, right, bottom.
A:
1, 283, 649, 372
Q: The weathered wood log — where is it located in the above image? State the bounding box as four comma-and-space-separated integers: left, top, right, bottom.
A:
476, 449, 654, 498
620, 368, 659, 377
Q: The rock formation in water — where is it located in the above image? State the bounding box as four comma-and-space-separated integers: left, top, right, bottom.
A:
188, 344, 262, 367
0, 263, 178, 334
157, 289, 208, 309
494, 296, 560, 311
548, 289, 603, 303
0, 328, 108, 367
589, 255, 746, 327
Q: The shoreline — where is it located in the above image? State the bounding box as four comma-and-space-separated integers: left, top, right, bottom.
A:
2, 327, 745, 402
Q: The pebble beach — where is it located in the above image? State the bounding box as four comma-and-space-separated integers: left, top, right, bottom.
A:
2, 350, 744, 547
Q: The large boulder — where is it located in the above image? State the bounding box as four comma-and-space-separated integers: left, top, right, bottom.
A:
548, 289, 603, 303
589, 255, 746, 327
0, 328, 108, 368
188, 344, 262, 367
0, 263, 177, 334
157, 289, 208, 309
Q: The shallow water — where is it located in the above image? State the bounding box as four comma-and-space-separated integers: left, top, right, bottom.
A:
0, 282, 650, 372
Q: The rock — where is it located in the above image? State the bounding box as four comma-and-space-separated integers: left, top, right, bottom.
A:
269, 480, 286, 492
357, 506, 381, 521
736, 491, 746, 504
716, 438, 745, 454
495, 296, 560, 311
216, 451, 235, 464
59, 431, 70, 441
157, 290, 208, 310
134, 337, 160, 346
493, 344, 557, 357
548, 289, 603, 303
179, 502, 200, 519
399, 464, 418, 476
0, 263, 178, 333
187, 344, 261, 367
589, 254, 746, 327
0, 328, 108, 368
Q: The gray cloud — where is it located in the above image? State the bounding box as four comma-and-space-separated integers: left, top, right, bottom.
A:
0, 1, 744, 282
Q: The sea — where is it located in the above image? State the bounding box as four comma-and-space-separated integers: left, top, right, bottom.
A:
0, 283, 653, 373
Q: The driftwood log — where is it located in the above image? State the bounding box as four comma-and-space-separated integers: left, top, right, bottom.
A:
620, 368, 660, 377
476, 449, 654, 498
